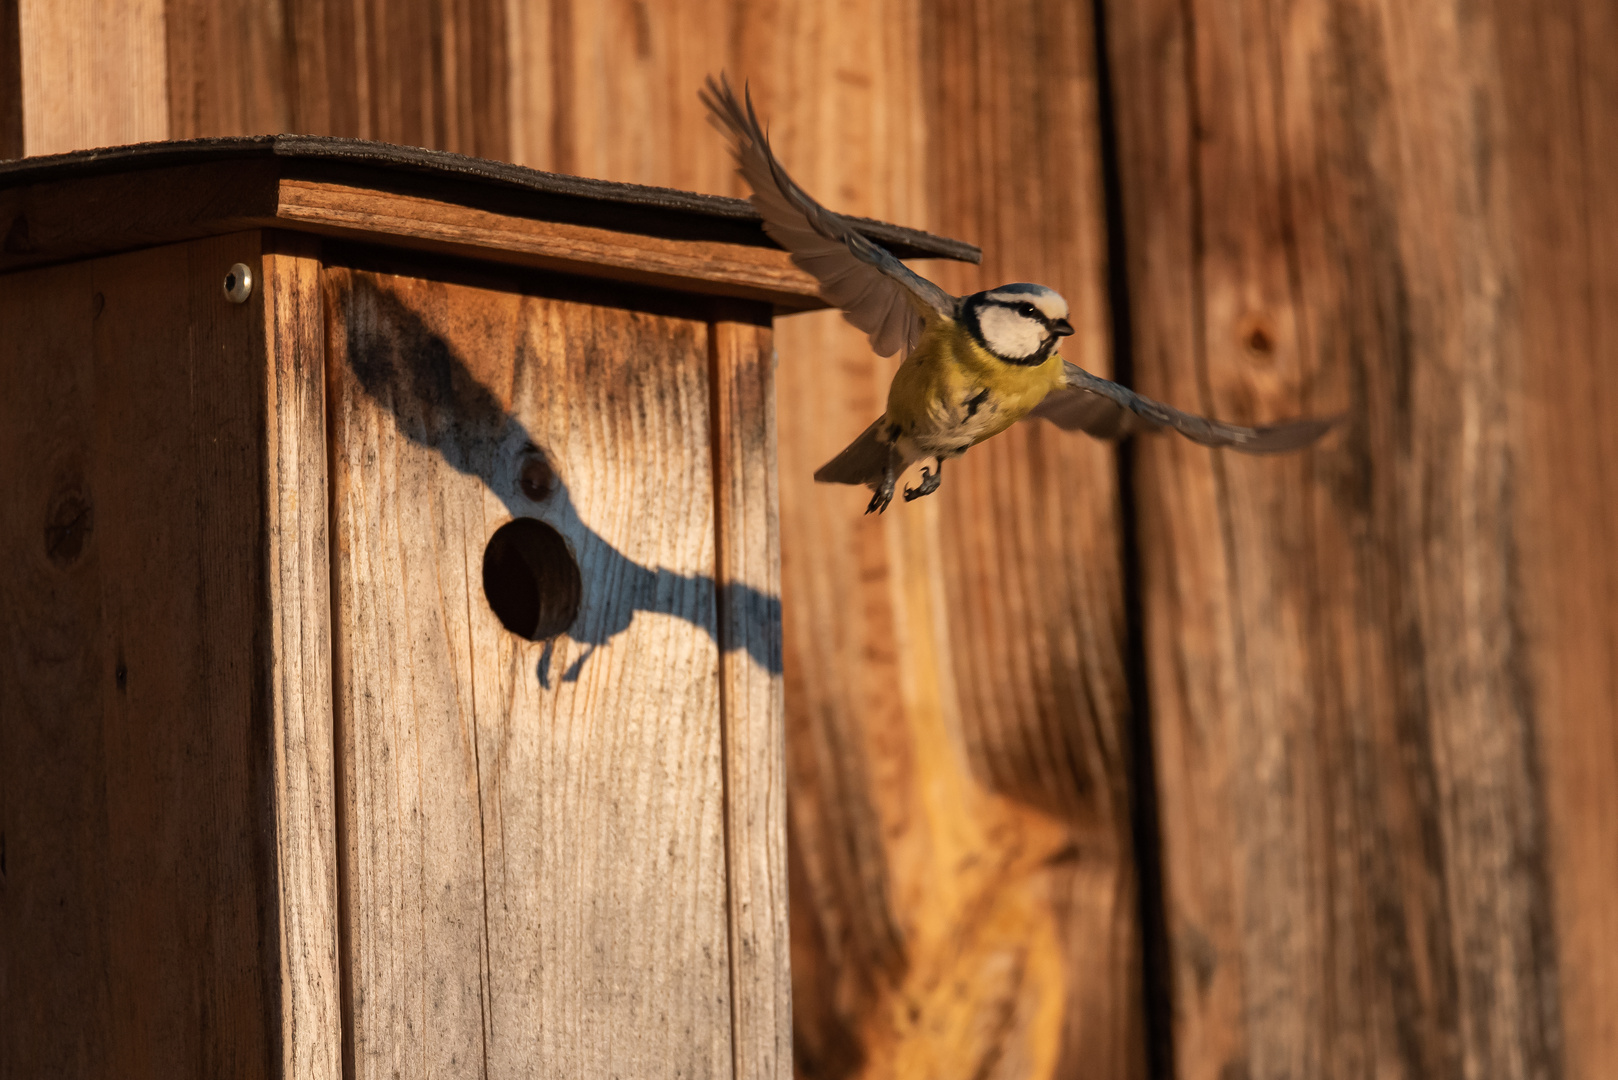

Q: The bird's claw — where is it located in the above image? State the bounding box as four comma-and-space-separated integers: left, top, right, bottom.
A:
866, 486, 894, 515
903, 465, 942, 502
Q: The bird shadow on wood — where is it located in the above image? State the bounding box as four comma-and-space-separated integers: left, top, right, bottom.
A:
335, 280, 782, 684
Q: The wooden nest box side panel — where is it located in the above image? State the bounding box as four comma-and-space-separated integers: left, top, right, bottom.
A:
0, 231, 338, 1077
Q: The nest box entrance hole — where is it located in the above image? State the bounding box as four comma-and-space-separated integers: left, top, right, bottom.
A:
482, 518, 582, 640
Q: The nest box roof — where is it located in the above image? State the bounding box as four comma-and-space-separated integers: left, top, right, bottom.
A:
0, 135, 980, 309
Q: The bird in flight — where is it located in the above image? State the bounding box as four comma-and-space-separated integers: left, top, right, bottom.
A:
702, 76, 1335, 514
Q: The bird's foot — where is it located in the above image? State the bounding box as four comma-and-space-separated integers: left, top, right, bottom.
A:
903, 464, 943, 502
866, 481, 895, 515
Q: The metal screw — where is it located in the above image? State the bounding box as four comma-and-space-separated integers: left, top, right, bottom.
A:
224, 263, 254, 303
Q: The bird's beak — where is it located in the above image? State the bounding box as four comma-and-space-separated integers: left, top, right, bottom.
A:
1052, 319, 1075, 337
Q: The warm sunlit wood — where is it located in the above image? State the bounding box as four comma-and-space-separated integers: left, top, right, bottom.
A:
6, 1, 1616, 1077
1103, 0, 1611, 1075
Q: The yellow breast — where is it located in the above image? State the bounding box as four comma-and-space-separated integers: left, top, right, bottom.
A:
883, 319, 1066, 454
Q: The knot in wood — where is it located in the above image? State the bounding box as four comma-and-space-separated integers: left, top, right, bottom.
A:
1238, 312, 1277, 360
44, 487, 93, 565
519, 451, 558, 501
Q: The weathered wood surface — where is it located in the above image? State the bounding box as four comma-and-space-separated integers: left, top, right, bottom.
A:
0, 160, 276, 274
0, 0, 20, 159
711, 314, 793, 1080
2, 0, 1139, 1076
12, 0, 166, 156
275, 177, 827, 306
0, 234, 342, 1077
324, 262, 767, 1078
261, 232, 345, 1080
762, 1, 1143, 1076
9, 1, 1618, 1078
1102, 0, 1601, 1075
921, 3, 1143, 1075
1493, 1, 1618, 1075
0, 156, 837, 306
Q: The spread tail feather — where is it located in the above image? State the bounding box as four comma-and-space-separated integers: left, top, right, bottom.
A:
814, 418, 893, 486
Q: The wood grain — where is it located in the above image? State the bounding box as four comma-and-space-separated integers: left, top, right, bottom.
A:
0, 236, 292, 1076
5, 2, 1616, 1077
0, 153, 840, 307
1492, 0, 1618, 1075
517, 0, 737, 193
732, 3, 1139, 1076
920, 4, 1144, 1076
324, 264, 735, 1079
276, 176, 826, 307
750, 7, 1047, 1071
163, 0, 290, 139
15, 0, 167, 155
260, 232, 345, 1080
710, 313, 792, 1080
0, 160, 280, 275
0, 259, 109, 1078
165, 0, 511, 157
1102, 0, 1566, 1076
0, 0, 19, 160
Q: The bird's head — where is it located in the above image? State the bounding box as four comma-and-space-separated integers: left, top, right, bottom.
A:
961, 284, 1075, 365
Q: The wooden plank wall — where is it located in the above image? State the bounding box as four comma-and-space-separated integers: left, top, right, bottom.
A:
0, 233, 342, 1078
1495, 3, 1618, 1075
4, 2, 1617, 1079
1103, 1, 1618, 1078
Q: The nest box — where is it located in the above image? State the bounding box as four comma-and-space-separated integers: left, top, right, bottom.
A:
0, 137, 974, 1078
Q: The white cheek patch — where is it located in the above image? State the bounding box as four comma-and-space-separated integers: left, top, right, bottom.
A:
977, 305, 1045, 360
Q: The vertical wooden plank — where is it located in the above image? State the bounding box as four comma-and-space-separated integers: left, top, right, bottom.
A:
328, 268, 489, 1080
162, 0, 510, 156
501, 0, 555, 172
920, 3, 1143, 1076
0, 259, 118, 1078
0, 0, 20, 159
164, 0, 294, 138
535, 0, 735, 191
324, 264, 734, 1079
261, 232, 345, 1080
734, 2, 1140, 1076
711, 313, 791, 1080
1493, 0, 1618, 1076
333, 0, 510, 158
92, 235, 273, 1079
738, 7, 982, 1075
15, 0, 167, 155
1102, 0, 1564, 1075
0, 237, 278, 1076
1103, 0, 1311, 1071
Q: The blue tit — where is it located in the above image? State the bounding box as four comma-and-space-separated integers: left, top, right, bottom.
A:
702, 77, 1336, 514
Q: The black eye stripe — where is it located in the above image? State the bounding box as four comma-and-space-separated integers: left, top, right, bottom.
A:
989, 299, 1054, 329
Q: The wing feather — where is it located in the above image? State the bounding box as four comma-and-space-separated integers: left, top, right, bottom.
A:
702, 75, 956, 356
1026, 361, 1339, 453
813, 418, 897, 486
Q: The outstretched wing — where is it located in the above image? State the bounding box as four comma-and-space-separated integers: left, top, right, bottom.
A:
1026, 361, 1338, 453
702, 75, 956, 357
